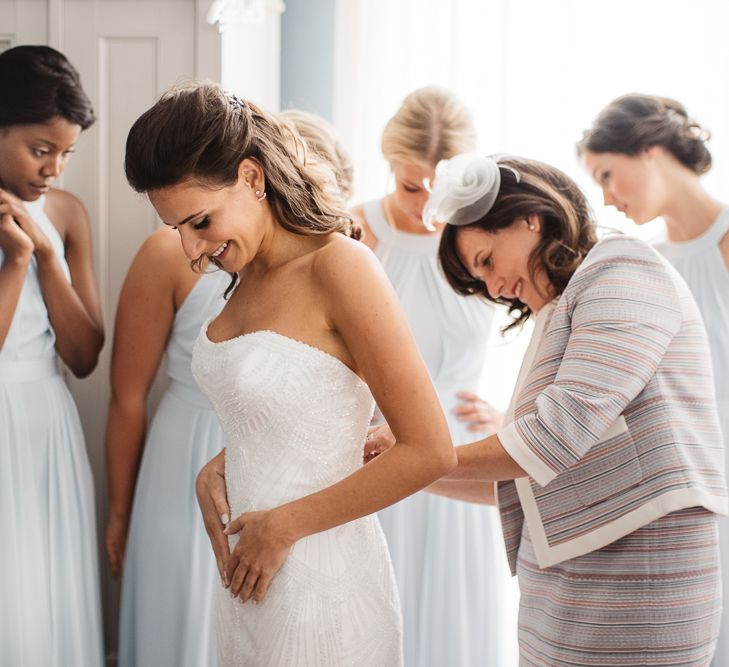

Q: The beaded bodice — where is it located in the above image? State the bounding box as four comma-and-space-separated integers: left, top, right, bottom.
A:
192, 326, 375, 518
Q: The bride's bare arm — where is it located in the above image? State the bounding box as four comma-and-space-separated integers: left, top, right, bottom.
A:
364, 423, 500, 505
224, 239, 457, 603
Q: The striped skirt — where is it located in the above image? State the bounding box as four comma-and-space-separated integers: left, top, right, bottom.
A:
517, 507, 721, 666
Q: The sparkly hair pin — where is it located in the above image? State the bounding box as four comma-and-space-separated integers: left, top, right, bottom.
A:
226, 92, 247, 111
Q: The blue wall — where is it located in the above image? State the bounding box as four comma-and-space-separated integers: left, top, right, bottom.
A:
280, 0, 336, 120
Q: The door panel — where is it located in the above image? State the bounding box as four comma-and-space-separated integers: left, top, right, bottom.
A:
0, 0, 47, 45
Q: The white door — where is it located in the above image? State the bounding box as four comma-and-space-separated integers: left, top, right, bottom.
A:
0, 0, 221, 659
0, 0, 48, 48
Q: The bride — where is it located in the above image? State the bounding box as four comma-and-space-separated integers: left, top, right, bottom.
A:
124, 83, 456, 667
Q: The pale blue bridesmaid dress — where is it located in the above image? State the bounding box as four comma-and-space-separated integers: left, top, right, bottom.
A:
0, 195, 104, 666
119, 269, 229, 667
363, 199, 512, 667
655, 209, 729, 667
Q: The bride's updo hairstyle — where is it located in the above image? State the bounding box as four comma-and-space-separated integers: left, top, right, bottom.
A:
577, 93, 712, 175
125, 82, 359, 243
437, 156, 597, 330
381, 86, 476, 168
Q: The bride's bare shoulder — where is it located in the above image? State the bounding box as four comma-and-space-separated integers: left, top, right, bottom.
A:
312, 234, 385, 283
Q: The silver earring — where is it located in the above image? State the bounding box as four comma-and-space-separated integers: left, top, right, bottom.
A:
255, 190, 267, 201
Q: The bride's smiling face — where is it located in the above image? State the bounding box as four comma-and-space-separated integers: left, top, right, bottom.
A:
148, 160, 269, 272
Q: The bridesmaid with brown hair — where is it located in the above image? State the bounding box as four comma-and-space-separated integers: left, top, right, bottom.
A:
579, 93, 729, 664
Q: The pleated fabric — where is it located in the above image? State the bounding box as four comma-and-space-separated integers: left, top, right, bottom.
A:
0, 195, 104, 666
655, 208, 729, 667
119, 270, 228, 667
363, 199, 515, 666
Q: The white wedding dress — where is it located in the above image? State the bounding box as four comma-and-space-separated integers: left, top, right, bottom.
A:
192, 325, 403, 667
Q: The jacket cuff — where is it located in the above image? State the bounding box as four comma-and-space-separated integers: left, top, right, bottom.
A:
497, 421, 557, 487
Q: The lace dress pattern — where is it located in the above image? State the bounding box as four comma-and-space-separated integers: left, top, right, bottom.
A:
192, 326, 403, 666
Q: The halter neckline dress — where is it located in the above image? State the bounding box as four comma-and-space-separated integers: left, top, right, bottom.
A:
0, 194, 104, 666
362, 198, 511, 667
119, 269, 229, 667
655, 208, 729, 666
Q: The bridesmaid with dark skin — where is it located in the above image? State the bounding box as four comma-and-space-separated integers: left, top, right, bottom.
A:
0, 45, 104, 666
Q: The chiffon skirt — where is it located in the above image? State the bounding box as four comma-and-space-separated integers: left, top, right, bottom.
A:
377, 387, 514, 667
0, 367, 104, 667
378, 492, 509, 667
119, 384, 224, 667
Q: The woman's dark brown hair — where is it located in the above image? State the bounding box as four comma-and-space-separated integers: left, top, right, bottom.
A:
439, 157, 597, 330
576, 93, 712, 175
125, 83, 359, 294
0, 45, 94, 129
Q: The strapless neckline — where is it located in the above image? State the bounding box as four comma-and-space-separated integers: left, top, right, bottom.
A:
200, 320, 366, 388
192, 315, 402, 666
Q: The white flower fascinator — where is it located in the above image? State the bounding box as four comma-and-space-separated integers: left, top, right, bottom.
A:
422, 154, 518, 230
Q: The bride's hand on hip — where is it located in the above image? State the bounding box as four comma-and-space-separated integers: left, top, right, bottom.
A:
224, 509, 295, 603
196, 449, 231, 585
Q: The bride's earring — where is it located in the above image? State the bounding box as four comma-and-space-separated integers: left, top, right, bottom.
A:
255, 189, 267, 202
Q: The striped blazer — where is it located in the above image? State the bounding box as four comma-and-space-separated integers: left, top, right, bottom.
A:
496, 234, 727, 573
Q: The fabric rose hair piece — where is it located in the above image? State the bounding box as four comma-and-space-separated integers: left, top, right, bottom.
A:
422, 154, 519, 229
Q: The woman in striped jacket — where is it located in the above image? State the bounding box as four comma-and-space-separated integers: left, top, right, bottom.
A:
367, 154, 727, 666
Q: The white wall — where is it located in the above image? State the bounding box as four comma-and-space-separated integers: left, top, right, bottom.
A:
280, 0, 336, 117
218, 0, 283, 110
